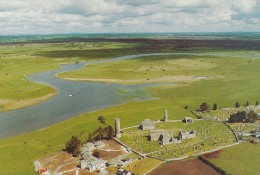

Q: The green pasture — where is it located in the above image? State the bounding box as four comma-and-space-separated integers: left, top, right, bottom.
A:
0, 39, 259, 174
59, 52, 260, 111
120, 120, 236, 159
124, 158, 162, 175
203, 143, 260, 175
0, 41, 138, 111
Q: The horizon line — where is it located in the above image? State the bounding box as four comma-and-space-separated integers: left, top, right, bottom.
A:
1, 31, 260, 37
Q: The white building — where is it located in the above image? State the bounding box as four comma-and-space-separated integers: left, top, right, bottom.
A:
87, 159, 107, 171
140, 119, 155, 130
80, 153, 107, 171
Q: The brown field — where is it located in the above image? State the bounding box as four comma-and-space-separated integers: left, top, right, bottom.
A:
94, 149, 125, 160
39, 151, 80, 172
102, 139, 124, 150
149, 158, 221, 175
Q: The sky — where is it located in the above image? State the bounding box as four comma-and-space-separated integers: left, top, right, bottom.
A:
0, 0, 259, 35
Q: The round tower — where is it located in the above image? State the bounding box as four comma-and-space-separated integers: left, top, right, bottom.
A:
164, 109, 168, 122
115, 118, 121, 138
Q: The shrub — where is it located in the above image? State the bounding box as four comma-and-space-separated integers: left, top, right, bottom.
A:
235, 102, 240, 108
200, 102, 210, 112
212, 103, 218, 110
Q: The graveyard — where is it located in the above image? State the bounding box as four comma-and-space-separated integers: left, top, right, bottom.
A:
119, 119, 237, 160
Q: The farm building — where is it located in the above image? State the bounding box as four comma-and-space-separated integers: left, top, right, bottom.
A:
117, 157, 133, 166
140, 119, 155, 130
107, 158, 119, 166
38, 168, 50, 175
116, 168, 132, 175
80, 153, 107, 171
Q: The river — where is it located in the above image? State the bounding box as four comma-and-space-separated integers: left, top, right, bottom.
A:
0, 53, 174, 140
0, 52, 258, 140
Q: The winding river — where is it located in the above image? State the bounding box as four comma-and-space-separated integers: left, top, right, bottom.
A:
0, 52, 259, 140
0, 53, 174, 140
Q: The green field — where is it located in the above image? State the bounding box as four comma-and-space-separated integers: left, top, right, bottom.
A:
58, 51, 260, 113
120, 120, 236, 159
203, 143, 260, 175
124, 158, 162, 175
0, 38, 260, 174
0, 41, 138, 111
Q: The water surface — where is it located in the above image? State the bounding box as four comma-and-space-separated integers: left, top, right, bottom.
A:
1, 52, 258, 140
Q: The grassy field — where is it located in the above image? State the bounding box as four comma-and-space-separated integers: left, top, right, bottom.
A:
120, 120, 236, 159
0, 41, 138, 111
202, 143, 260, 175
124, 158, 162, 175
0, 38, 259, 174
59, 51, 260, 111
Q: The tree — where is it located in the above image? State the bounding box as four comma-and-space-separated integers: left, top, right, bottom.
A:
212, 103, 218, 110
97, 116, 106, 125
104, 125, 114, 139
244, 101, 249, 107
246, 111, 259, 123
235, 102, 240, 108
200, 103, 210, 112
184, 105, 188, 109
229, 111, 246, 123
256, 101, 259, 106
87, 125, 114, 142
96, 127, 104, 140
65, 135, 81, 156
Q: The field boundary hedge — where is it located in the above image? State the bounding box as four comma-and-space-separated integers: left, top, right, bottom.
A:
198, 156, 230, 175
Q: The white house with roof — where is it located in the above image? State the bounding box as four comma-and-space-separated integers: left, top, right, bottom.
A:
87, 159, 107, 171
80, 153, 107, 171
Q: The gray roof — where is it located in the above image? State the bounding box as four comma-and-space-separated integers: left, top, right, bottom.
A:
142, 119, 155, 127
149, 130, 166, 135
95, 141, 105, 146
90, 159, 107, 166
107, 158, 119, 165
82, 153, 96, 163
85, 142, 94, 147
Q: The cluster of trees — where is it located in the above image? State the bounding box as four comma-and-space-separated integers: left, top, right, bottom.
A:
235, 100, 259, 108
199, 102, 218, 112
197, 100, 259, 112
65, 135, 82, 156
88, 125, 114, 142
64, 125, 114, 156
229, 111, 259, 123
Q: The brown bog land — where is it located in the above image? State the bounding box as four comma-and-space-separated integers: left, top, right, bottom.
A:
149, 158, 221, 175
